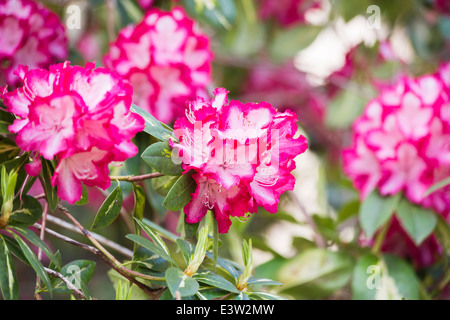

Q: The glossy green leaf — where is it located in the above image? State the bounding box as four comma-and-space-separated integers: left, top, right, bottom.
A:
352, 253, 420, 300
9, 231, 52, 296
162, 171, 196, 212
0, 136, 19, 164
130, 104, 174, 141
165, 266, 199, 298
141, 141, 183, 176
126, 234, 176, 265
359, 191, 401, 239
91, 185, 123, 230
277, 248, 353, 299
396, 198, 437, 245
75, 185, 89, 206
193, 271, 239, 293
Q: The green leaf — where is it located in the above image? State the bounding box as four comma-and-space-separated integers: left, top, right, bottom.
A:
151, 175, 179, 197
269, 24, 322, 62
52, 260, 96, 295
193, 271, 239, 293
424, 176, 450, 197
165, 266, 199, 298
133, 218, 171, 259
0, 235, 18, 300
0, 136, 19, 164
359, 191, 401, 239
132, 247, 170, 273
9, 231, 52, 296
396, 199, 437, 245
277, 248, 353, 299
352, 253, 420, 300
108, 269, 149, 300
75, 185, 89, 206
8, 195, 43, 228
126, 234, 176, 265
39, 159, 59, 211
0, 108, 15, 134
176, 238, 195, 266
130, 104, 174, 141
91, 185, 123, 230
11, 227, 60, 269
183, 0, 236, 30
234, 292, 250, 300
141, 141, 183, 176
246, 277, 282, 287
196, 288, 229, 300
142, 217, 180, 242
205, 252, 240, 281
162, 171, 196, 212
325, 89, 369, 129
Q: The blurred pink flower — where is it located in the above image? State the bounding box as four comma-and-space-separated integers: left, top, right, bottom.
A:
1, 62, 144, 204
0, 0, 67, 88
171, 88, 308, 233
343, 64, 450, 219
258, 0, 321, 27
435, 0, 450, 15
138, 0, 154, 11
104, 6, 213, 123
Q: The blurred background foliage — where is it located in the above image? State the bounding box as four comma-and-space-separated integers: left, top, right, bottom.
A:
7, 0, 450, 300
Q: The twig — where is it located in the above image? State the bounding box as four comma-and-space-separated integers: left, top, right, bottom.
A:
45, 214, 133, 259
57, 205, 165, 284
109, 172, 164, 182
34, 222, 164, 299
287, 191, 326, 248
44, 267, 91, 300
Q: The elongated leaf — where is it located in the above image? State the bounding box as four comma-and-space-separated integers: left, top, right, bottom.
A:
9, 231, 52, 296
12, 227, 60, 269
193, 271, 239, 293
165, 266, 199, 298
248, 292, 288, 300
134, 218, 171, 259
352, 253, 419, 300
91, 185, 123, 230
162, 171, 196, 212
141, 141, 183, 176
360, 191, 401, 239
277, 248, 353, 299
396, 199, 437, 245
126, 234, 176, 265
142, 217, 179, 242
246, 277, 282, 287
183, 0, 236, 30
39, 159, 59, 211
176, 238, 195, 266
130, 104, 174, 141
0, 235, 18, 300
0, 108, 15, 134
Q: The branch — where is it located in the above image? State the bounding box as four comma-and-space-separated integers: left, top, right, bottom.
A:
109, 172, 164, 182
34, 222, 164, 299
45, 214, 133, 259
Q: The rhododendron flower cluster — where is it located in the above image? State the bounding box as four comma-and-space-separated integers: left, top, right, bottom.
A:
1, 62, 145, 204
104, 6, 213, 123
343, 63, 450, 220
171, 88, 308, 233
0, 0, 67, 88
258, 0, 321, 27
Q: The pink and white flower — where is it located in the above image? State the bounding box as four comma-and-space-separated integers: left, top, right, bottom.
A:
0, 0, 67, 88
258, 0, 321, 27
1, 62, 145, 204
171, 88, 308, 233
104, 6, 213, 124
343, 63, 450, 263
